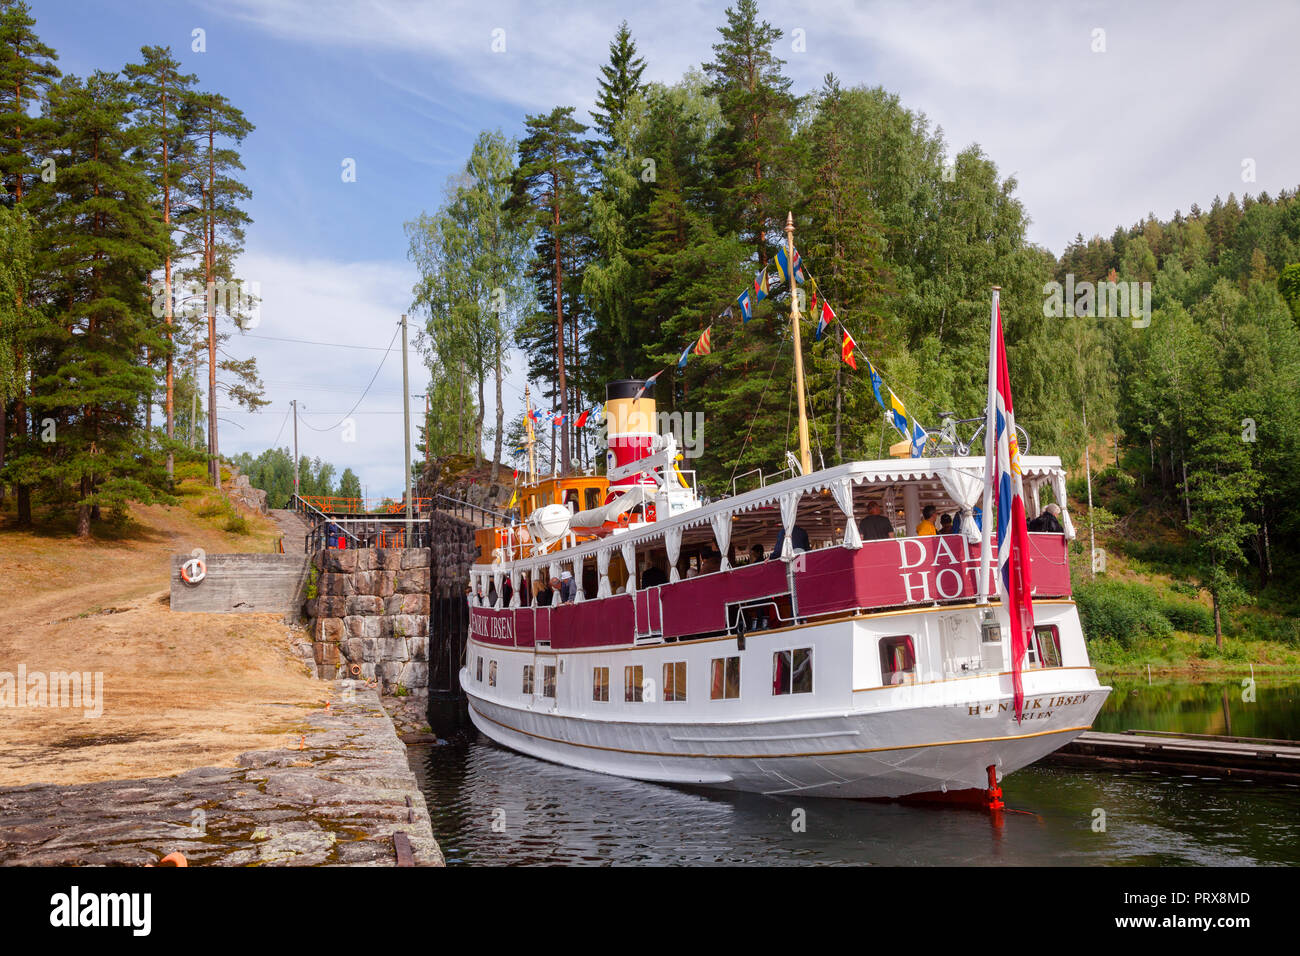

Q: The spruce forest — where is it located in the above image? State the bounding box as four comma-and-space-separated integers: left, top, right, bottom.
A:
4, 1, 1300, 651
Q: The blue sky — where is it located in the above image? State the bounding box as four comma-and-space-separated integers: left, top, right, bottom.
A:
32, 0, 1300, 495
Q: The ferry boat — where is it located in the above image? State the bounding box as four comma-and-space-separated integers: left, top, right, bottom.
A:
459, 234, 1109, 800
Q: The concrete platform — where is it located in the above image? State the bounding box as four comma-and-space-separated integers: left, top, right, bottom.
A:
170, 552, 311, 614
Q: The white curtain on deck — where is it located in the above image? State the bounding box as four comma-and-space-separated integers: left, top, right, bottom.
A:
597, 548, 612, 598
710, 512, 733, 570
780, 490, 802, 558
830, 478, 862, 549
509, 568, 521, 608
622, 540, 637, 594
571, 556, 584, 603
665, 526, 683, 582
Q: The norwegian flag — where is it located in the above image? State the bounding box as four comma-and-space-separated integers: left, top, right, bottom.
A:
989, 292, 1035, 722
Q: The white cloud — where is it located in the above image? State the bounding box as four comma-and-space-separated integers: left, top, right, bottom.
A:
216, 252, 420, 498
212, 0, 1300, 255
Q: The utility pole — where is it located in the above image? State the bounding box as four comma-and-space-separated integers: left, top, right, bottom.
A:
401, 314, 413, 543
292, 399, 299, 501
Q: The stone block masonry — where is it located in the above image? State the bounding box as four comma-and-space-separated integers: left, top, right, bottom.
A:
304, 547, 432, 699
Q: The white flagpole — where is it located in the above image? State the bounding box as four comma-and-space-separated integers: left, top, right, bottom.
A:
978, 287, 1000, 605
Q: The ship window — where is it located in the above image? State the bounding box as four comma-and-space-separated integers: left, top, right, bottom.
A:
593, 666, 610, 702
1033, 625, 1062, 668
773, 648, 813, 695
710, 656, 740, 700
476, 656, 483, 682
585, 487, 601, 511
522, 665, 534, 695
542, 665, 556, 698
624, 665, 644, 702
663, 661, 687, 702
488, 660, 497, 688
880, 636, 916, 685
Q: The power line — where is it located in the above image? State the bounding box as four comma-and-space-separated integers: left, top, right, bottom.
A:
238, 332, 393, 351
296, 325, 402, 432
269, 402, 292, 447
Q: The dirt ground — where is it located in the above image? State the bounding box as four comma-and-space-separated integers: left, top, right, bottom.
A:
0, 498, 324, 787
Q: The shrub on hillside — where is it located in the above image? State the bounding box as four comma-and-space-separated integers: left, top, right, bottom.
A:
1158, 598, 1214, 635
1074, 578, 1174, 649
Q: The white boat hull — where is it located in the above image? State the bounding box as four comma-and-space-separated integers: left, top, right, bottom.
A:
462, 667, 1109, 799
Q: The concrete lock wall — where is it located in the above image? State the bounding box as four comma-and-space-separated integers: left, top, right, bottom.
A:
171, 553, 312, 614
304, 548, 431, 696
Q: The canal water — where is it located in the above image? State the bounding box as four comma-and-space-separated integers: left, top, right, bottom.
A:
410, 679, 1300, 866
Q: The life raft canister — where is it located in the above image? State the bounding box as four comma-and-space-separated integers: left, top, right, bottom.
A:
180, 557, 206, 585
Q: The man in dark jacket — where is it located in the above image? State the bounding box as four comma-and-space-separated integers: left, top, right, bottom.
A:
1028, 503, 1064, 533
858, 500, 894, 541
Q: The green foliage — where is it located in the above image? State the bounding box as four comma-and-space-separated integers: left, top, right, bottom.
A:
1075, 578, 1175, 649
305, 563, 319, 600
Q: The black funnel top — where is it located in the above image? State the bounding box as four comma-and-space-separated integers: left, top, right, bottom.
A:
607, 379, 652, 400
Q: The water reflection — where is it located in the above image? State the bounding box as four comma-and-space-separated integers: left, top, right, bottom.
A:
410, 729, 1300, 866
1093, 679, 1300, 739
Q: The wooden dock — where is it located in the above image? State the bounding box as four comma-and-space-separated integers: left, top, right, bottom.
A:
1046, 730, 1300, 781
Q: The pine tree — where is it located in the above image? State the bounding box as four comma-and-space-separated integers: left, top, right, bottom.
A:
14, 71, 170, 535
125, 45, 199, 478
178, 90, 259, 486
508, 106, 593, 473
0, 0, 58, 521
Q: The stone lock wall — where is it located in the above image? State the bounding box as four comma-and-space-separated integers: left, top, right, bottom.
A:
305, 548, 430, 696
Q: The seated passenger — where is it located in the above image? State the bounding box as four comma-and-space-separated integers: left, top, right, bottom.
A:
770, 524, 810, 558
750, 543, 765, 563
858, 500, 894, 541
939, 513, 953, 535
1027, 503, 1065, 533
640, 563, 668, 588
916, 505, 938, 536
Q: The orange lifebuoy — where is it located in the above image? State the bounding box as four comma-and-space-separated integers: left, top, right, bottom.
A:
180, 558, 206, 584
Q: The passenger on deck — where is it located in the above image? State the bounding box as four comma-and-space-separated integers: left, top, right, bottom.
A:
939, 513, 953, 535
559, 570, 576, 603
858, 500, 894, 541
536, 578, 557, 606
640, 563, 668, 588
1028, 503, 1065, 533
750, 543, 765, 564
916, 505, 938, 536
701, 549, 722, 574
770, 524, 810, 558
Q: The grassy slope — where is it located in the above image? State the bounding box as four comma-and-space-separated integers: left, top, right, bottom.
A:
1069, 467, 1300, 678
0, 464, 323, 786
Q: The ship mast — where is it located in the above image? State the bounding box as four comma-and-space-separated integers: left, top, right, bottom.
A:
525, 384, 536, 486
786, 212, 813, 476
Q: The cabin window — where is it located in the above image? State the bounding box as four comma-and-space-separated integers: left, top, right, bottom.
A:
488, 660, 497, 688
542, 665, 557, 698
772, 648, 813, 695
585, 487, 602, 511
879, 636, 916, 685
522, 665, 534, 695
710, 656, 740, 700
476, 656, 483, 682
663, 661, 687, 702
624, 665, 644, 702
593, 666, 610, 702
1032, 625, 1062, 668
